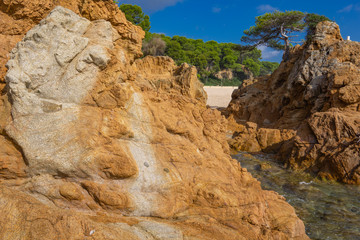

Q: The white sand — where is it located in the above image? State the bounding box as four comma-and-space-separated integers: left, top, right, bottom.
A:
204, 86, 237, 108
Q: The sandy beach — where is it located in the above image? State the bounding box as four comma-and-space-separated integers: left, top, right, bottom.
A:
204, 86, 237, 108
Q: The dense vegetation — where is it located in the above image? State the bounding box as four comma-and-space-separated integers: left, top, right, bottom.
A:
119, 4, 151, 32
143, 33, 279, 85
118, 4, 326, 85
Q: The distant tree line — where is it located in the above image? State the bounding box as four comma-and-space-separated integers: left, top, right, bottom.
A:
118, 4, 328, 85
142, 33, 279, 85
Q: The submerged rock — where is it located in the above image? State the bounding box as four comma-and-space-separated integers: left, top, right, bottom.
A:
225, 21, 360, 184
0, 1, 308, 239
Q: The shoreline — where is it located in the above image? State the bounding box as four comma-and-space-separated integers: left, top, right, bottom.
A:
204, 86, 237, 108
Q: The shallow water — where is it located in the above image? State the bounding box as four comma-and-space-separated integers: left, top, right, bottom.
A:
232, 152, 360, 240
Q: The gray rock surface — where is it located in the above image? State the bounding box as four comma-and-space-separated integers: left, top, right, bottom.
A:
5, 6, 112, 177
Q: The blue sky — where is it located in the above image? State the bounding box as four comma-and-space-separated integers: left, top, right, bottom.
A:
119, 0, 360, 62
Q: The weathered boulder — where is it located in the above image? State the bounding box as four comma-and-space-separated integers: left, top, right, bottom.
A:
0, 2, 308, 239
214, 67, 254, 83
215, 69, 234, 80
225, 21, 360, 184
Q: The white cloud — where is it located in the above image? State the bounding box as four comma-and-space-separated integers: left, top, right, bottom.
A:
338, 4, 353, 13
256, 4, 278, 13
258, 45, 282, 60
120, 0, 184, 13
212, 7, 221, 13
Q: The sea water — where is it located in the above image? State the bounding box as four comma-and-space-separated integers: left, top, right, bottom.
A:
233, 152, 360, 240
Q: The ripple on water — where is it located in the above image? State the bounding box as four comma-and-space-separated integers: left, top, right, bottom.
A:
232, 152, 360, 240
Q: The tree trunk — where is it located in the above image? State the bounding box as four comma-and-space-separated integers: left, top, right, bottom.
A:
283, 37, 290, 61
280, 24, 291, 62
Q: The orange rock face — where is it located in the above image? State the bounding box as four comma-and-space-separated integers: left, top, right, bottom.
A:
225, 21, 360, 184
0, 1, 308, 239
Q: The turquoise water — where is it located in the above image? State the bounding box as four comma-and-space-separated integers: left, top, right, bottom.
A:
232, 152, 360, 240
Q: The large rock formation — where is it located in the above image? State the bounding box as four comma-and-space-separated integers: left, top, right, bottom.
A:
0, 1, 308, 239
225, 21, 360, 184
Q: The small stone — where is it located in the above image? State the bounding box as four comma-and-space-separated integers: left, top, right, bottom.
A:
259, 162, 272, 171
163, 168, 169, 173
144, 162, 149, 167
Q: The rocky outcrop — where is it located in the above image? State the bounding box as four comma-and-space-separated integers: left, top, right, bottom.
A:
214, 67, 254, 82
0, 0, 144, 181
225, 21, 360, 184
215, 69, 234, 80
0, 1, 308, 239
